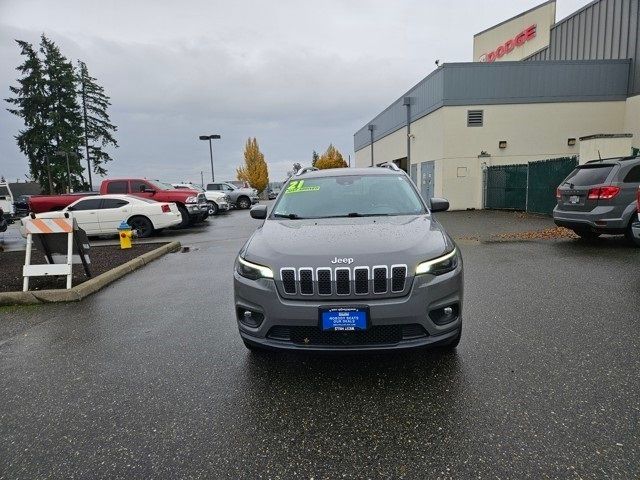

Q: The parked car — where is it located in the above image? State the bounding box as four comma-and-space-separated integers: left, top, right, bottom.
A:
29, 191, 96, 214
172, 182, 230, 216
0, 208, 7, 233
205, 182, 259, 209
30, 179, 208, 228
27, 195, 181, 238
13, 194, 33, 217
554, 155, 640, 244
267, 188, 280, 200
631, 186, 640, 246
0, 182, 15, 220
234, 164, 463, 352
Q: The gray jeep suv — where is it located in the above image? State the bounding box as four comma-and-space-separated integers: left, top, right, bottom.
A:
553, 155, 640, 242
233, 165, 463, 352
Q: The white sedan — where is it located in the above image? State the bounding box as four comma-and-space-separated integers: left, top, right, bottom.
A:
31, 194, 182, 237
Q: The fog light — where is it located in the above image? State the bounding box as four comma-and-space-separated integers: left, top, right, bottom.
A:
429, 304, 459, 325
237, 307, 264, 327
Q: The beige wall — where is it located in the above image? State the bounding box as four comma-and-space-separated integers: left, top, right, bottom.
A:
473, 1, 555, 62
624, 95, 640, 151
579, 136, 633, 163
354, 127, 406, 168
356, 100, 627, 210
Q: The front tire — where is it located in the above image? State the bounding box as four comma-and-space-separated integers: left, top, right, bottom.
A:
237, 196, 251, 209
207, 201, 219, 216
177, 204, 190, 228
127, 216, 154, 238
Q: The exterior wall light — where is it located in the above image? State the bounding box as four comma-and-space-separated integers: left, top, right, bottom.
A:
568, 138, 576, 146
498, 140, 507, 149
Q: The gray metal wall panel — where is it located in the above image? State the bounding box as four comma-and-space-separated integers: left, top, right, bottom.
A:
525, 0, 639, 94
354, 69, 445, 151
354, 60, 630, 151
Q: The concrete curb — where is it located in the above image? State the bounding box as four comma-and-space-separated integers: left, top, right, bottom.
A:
0, 241, 181, 307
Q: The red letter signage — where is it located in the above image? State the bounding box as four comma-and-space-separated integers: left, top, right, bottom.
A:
479, 24, 537, 62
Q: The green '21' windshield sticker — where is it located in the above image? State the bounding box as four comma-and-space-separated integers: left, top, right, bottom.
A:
285, 180, 320, 194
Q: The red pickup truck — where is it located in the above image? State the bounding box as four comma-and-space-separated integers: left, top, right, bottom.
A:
29, 179, 208, 227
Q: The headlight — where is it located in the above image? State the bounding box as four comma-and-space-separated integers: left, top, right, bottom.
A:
416, 248, 459, 275
235, 256, 274, 280
185, 196, 197, 204
223, 195, 230, 202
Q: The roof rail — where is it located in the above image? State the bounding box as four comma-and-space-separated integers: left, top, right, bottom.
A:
295, 166, 319, 176
377, 162, 401, 171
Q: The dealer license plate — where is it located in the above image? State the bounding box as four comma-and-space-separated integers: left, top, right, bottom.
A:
320, 307, 368, 331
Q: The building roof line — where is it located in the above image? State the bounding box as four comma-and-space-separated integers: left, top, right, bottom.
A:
473, 0, 556, 37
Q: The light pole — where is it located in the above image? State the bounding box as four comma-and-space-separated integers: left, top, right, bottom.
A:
199, 134, 221, 183
55, 150, 75, 193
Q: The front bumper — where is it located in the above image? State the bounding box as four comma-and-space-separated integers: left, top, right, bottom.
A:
234, 264, 463, 352
218, 202, 230, 211
187, 202, 210, 217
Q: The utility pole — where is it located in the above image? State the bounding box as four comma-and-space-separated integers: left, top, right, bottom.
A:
200, 171, 204, 188
368, 125, 375, 166
45, 154, 53, 194
81, 78, 93, 190
55, 150, 75, 193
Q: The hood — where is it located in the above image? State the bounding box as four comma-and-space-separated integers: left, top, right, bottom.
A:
243, 215, 452, 271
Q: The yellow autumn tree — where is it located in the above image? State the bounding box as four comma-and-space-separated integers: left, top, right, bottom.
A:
237, 137, 269, 193
315, 144, 348, 169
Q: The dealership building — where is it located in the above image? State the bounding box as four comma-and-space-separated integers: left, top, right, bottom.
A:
354, 0, 640, 210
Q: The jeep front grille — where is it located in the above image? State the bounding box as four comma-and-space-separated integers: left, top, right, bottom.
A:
278, 265, 409, 298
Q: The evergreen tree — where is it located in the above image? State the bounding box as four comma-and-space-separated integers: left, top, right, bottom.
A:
40, 34, 84, 192
312, 150, 319, 167
78, 60, 118, 190
5, 40, 53, 192
237, 137, 269, 193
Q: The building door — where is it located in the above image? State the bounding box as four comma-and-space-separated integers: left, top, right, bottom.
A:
410, 164, 417, 184
420, 161, 434, 200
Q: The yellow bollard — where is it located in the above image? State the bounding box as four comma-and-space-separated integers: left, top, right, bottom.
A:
117, 221, 133, 249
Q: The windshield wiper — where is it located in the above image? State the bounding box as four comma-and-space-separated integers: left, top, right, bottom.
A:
273, 213, 304, 219
319, 212, 392, 218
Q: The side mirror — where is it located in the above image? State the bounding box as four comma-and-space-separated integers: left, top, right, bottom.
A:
429, 197, 449, 213
250, 205, 268, 219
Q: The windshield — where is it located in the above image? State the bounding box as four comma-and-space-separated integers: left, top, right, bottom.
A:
272, 174, 426, 219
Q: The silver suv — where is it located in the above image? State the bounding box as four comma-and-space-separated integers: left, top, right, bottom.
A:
233, 165, 464, 352
554, 155, 640, 243
206, 182, 259, 209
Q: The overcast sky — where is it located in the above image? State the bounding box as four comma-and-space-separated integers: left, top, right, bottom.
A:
0, 0, 585, 186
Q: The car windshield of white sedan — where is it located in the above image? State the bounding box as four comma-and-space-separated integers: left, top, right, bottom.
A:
272, 175, 425, 219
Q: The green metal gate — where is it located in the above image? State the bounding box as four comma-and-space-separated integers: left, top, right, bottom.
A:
485, 164, 527, 210
526, 156, 578, 215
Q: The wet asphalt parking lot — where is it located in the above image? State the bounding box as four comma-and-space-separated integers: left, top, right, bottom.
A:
1, 206, 639, 479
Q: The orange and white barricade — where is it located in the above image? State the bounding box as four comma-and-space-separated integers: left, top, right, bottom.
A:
23, 217, 75, 291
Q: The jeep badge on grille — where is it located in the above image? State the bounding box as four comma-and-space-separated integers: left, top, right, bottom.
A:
331, 257, 354, 264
